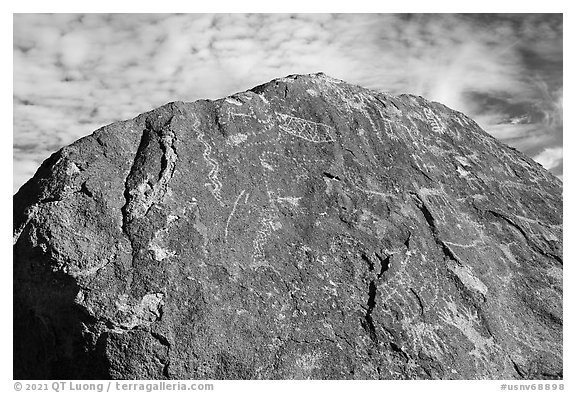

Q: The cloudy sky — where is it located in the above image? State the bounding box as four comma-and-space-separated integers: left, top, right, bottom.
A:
13, 13, 563, 192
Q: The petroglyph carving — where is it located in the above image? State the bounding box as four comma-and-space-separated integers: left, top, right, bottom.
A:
336, 92, 384, 141
226, 111, 254, 122
257, 94, 269, 105
276, 113, 335, 143
395, 121, 419, 139
277, 77, 296, 83
197, 132, 224, 206
259, 156, 275, 171
276, 196, 302, 207
221, 105, 276, 143
252, 211, 275, 268
226, 133, 248, 146
251, 150, 309, 267
306, 89, 319, 97
453, 116, 467, 127
381, 119, 401, 142
225, 190, 246, 242
251, 213, 281, 260
424, 108, 447, 134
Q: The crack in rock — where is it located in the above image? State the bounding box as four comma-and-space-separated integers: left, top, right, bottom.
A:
121, 114, 178, 267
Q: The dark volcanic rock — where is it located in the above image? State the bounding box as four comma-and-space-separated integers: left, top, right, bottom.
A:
13, 73, 562, 380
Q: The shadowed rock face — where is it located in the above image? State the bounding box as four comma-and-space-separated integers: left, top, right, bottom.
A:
13, 73, 562, 380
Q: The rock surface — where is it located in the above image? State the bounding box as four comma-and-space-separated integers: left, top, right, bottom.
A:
13, 73, 562, 380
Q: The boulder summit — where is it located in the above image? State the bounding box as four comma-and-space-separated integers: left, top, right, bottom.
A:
13, 73, 562, 379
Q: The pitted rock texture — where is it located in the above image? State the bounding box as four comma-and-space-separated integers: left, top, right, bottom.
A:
13, 73, 562, 380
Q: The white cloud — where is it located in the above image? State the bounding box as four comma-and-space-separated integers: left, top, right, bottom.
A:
59, 31, 90, 68
533, 147, 563, 171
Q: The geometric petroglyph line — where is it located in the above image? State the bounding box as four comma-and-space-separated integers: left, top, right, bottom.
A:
224, 189, 246, 242
226, 133, 248, 147
424, 108, 446, 134
251, 150, 310, 268
453, 116, 467, 128
226, 111, 254, 123
252, 211, 275, 268
338, 93, 381, 138
306, 88, 319, 97
197, 132, 224, 206
453, 113, 475, 128
396, 122, 419, 139
222, 106, 277, 142
276, 196, 302, 207
380, 120, 394, 143
277, 113, 335, 143
382, 118, 420, 143
381, 119, 404, 142
259, 155, 275, 172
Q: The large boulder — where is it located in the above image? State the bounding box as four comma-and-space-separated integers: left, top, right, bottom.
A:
13, 73, 562, 379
